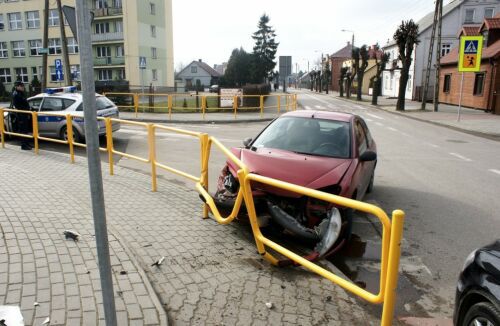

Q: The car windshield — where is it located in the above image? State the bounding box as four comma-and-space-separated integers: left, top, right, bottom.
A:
252, 116, 351, 158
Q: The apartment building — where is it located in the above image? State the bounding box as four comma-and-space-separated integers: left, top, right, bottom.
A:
0, 0, 174, 89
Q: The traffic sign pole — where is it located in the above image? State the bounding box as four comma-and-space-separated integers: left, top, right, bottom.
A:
458, 72, 464, 122
75, 1, 117, 325
457, 36, 483, 122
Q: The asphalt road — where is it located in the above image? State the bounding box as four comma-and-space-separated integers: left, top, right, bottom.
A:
10, 90, 500, 322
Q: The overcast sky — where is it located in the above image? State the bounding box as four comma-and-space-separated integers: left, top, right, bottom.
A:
172, 0, 446, 73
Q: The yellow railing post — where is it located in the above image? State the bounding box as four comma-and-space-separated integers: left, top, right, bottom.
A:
285, 95, 289, 111
233, 95, 238, 119
277, 95, 281, 114
294, 94, 297, 110
66, 114, 75, 163
260, 96, 264, 118
200, 133, 210, 218
148, 123, 157, 192
134, 93, 139, 118
168, 95, 172, 120
0, 108, 4, 148
105, 118, 114, 175
32, 112, 39, 154
381, 210, 405, 326
201, 96, 207, 120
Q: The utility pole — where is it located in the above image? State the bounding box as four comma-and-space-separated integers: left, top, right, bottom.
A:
75, 1, 117, 325
56, 0, 73, 86
42, 0, 49, 90
421, 0, 441, 110
433, 0, 443, 112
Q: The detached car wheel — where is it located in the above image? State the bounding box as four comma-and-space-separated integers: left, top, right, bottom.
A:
462, 302, 500, 326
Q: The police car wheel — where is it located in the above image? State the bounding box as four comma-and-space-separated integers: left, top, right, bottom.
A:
60, 126, 81, 143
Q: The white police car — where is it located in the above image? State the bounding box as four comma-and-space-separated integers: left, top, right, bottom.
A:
4, 86, 120, 142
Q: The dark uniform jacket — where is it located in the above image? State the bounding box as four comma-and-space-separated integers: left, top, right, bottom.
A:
11, 89, 32, 133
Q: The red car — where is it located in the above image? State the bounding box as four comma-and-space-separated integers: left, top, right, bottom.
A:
215, 110, 377, 261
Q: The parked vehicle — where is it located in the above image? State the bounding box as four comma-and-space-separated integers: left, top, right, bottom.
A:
209, 85, 219, 93
214, 110, 377, 262
454, 240, 500, 326
3, 86, 120, 143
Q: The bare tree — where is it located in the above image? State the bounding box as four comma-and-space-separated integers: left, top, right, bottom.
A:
369, 44, 390, 105
339, 67, 348, 97
352, 45, 370, 101
394, 20, 420, 111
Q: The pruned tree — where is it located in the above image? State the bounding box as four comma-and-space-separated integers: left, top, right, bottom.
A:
223, 47, 253, 87
394, 19, 419, 111
345, 69, 353, 99
309, 70, 316, 91
322, 59, 331, 94
369, 44, 390, 105
252, 14, 279, 83
339, 67, 348, 97
352, 45, 369, 101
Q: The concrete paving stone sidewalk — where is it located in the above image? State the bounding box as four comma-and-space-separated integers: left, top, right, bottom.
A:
0, 145, 380, 325
0, 150, 167, 326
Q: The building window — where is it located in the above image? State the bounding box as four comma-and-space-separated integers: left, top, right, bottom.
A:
0, 42, 8, 58
152, 69, 157, 81
151, 25, 156, 37
8, 12, 22, 30
441, 43, 451, 57
29, 39, 42, 56
114, 21, 123, 33
465, 9, 475, 23
70, 65, 80, 80
473, 73, 485, 96
96, 46, 111, 57
11, 41, 25, 57
49, 66, 60, 82
485, 8, 494, 19
118, 68, 125, 80
150, 3, 156, 15
25, 11, 40, 29
115, 45, 124, 57
407, 75, 412, 91
48, 38, 62, 55
49, 9, 59, 26
95, 0, 107, 9
384, 75, 389, 90
151, 47, 157, 59
443, 74, 451, 93
67, 37, 79, 54
98, 70, 113, 81
0, 14, 4, 31
95, 22, 110, 34
113, 0, 122, 8
191, 66, 197, 73
15, 67, 28, 83
0, 68, 12, 83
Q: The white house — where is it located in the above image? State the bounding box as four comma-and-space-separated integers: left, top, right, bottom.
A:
175, 59, 221, 90
413, 0, 500, 100
381, 41, 415, 99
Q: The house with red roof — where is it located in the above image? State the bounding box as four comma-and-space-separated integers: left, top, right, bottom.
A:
328, 42, 353, 92
439, 15, 500, 114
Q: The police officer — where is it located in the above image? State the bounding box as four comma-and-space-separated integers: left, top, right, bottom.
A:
12, 81, 33, 150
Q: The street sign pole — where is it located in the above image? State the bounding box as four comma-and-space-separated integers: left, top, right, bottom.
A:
458, 72, 464, 122
75, 1, 117, 326
457, 36, 483, 122
141, 69, 144, 94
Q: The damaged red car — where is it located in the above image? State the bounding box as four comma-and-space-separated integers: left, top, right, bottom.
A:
215, 110, 377, 262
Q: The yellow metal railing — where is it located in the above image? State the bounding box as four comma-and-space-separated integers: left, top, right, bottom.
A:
103, 92, 298, 120
0, 105, 403, 325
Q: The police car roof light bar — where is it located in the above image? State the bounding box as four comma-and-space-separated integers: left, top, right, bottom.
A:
45, 86, 77, 94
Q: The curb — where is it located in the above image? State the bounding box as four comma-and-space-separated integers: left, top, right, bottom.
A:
328, 95, 500, 142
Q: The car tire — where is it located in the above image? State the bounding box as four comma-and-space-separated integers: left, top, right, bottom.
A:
462, 302, 500, 326
60, 126, 82, 143
366, 171, 375, 193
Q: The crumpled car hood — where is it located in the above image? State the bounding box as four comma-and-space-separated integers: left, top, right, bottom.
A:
228, 147, 351, 195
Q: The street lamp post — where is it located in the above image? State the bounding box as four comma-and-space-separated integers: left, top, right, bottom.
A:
341, 29, 355, 49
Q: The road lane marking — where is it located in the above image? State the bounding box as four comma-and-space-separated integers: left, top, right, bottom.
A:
427, 143, 439, 148
353, 105, 367, 110
387, 127, 398, 132
315, 105, 322, 109
489, 169, 500, 175
400, 132, 410, 137
304, 105, 313, 110
366, 113, 384, 120
375, 122, 384, 127
449, 152, 472, 162
364, 118, 373, 122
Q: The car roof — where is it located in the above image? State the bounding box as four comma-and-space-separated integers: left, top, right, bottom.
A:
282, 110, 355, 123
28, 92, 102, 101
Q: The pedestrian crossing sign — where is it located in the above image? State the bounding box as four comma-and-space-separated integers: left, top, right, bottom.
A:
458, 36, 483, 72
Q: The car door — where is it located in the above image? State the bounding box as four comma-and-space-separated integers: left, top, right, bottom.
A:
38, 97, 66, 136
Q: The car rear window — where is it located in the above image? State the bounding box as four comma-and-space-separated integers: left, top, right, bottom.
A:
76, 97, 116, 111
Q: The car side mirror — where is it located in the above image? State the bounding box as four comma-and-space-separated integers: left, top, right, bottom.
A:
243, 137, 253, 148
359, 150, 377, 162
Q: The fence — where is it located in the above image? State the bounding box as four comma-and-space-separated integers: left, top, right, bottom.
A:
103, 92, 297, 120
0, 107, 404, 325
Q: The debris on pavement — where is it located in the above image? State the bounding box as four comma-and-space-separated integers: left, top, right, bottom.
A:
151, 256, 165, 267
265, 302, 274, 309
63, 230, 81, 241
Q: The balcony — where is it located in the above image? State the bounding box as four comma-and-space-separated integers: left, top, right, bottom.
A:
91, 32, 124, 42
94, 57, 125, 66
93, 7, 123, 18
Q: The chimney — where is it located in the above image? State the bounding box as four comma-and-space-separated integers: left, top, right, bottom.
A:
198, 59, 202, 62
347, 41, 350, 46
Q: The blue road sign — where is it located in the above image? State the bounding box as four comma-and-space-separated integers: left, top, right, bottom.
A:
55, 59, 64, 81
139, 56, 146, 69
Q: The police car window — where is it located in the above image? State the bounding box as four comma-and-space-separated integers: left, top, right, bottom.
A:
40, 98, 64, 112
63, 99, 76, 109
96, 97, 115, 110
29, 98, 42, 110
